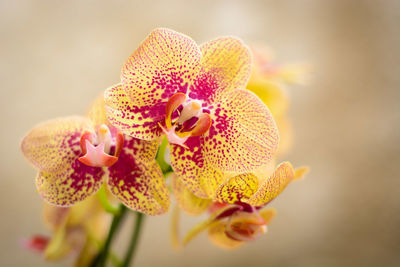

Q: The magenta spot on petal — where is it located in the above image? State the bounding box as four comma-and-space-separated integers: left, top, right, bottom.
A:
107, 137, 150, 202
188, 72, 218, 104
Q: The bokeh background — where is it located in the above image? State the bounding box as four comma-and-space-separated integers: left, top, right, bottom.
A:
1, 0, 399, 266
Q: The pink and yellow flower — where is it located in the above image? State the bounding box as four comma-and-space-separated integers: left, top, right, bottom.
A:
23, 194, 110, 266
105, 28, 279, 198
173, 162, 308, 249
21, 96, 169, 215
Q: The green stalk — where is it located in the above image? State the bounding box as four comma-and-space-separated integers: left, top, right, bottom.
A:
90, 205, 127, 267
156, 137, 173, 174
121, 212, 145, 267
97, 185, 121, 215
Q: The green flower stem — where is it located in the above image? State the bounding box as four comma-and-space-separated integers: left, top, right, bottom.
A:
156, 137, 173, 174
121, 212, 145, 267
97, 185, 121, 215
90, 204, 127, 267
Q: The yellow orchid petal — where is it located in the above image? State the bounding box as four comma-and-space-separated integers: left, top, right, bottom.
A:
171, 138, 225, 198
252, 160, 276, 184
204, 89, 279, 173
21, 116, 93, 173
171, 174, 211, 215
246, 162, 295, 207
86, 94, 109, 126
107, 136, 169, 215
207, 220, 243, 250
36, 163, 105, 207
189, 37, 251, 104
214, 173, 259, 204
259, 208, 276, 224
246, 79, 289, 119
294, 166, 310, 180
122, 28, 201, 102
106, 28, 201, 140
104, 83, 162, 140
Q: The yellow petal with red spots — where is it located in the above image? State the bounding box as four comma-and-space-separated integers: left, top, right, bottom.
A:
107, 136, 169, 215
108, 28, 201, 140
86, 94, 109, 126
104, 83, 162, 140
171, 137, 225, 198
188, 37, 251, 104
36, 161, 105, 207
21, 117, 93, 173
207, 220, 243, 250
214, 173, 259, 204
204, 89, 279, 173
246, 162, 295, 207
252, 160, 276, 184
259, 208, 276, 224
171, 174, 211, 215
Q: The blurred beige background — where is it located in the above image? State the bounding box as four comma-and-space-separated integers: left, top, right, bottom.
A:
1, 0, 399, 266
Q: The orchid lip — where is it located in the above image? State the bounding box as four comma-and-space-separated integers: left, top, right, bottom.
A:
224, 209, 267, 242
162, 93, 212, 147
78, 124, 124, 167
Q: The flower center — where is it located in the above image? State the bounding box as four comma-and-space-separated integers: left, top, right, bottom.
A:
78, 124, 124, 167
225, 210, 267, 242
159, 93, 212, 147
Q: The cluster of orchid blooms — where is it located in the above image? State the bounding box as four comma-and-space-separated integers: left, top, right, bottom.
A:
21, 28, 308, 265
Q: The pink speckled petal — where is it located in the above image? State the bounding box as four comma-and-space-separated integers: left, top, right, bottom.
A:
214, 173, 259, 204
36, 160, 105, 206
111, 28, 201, 139
21, 117, 94, 173
170, 137, 225, 199
188, 37, 251, 104
105, 84, 163, 140
204, 89, 279, 172
107, 136, 169, 215
171, 174, 211, 215
246, 162, 295, 207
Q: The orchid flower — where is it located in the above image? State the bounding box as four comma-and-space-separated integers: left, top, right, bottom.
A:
105, 28, 279, 198
23, 194, 110, 266
173, 162, 308, 249
247, 45, 310, 155
21, 96, 169, 215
